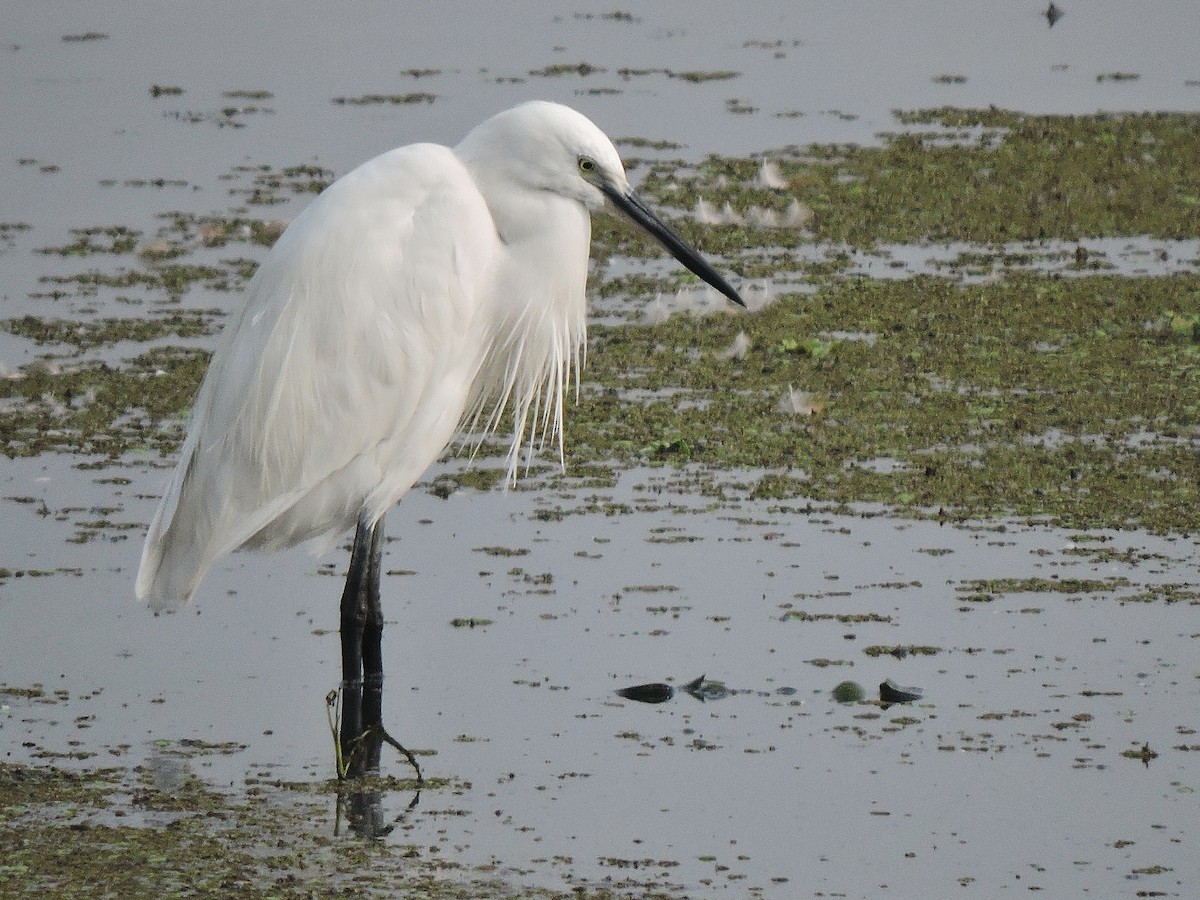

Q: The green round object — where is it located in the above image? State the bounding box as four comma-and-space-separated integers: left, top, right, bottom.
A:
832, 680, 866, 704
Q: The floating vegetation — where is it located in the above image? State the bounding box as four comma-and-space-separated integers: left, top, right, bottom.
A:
426, 468, 507, 499
674, 70, 739, 84
0, 222, 32, 238
1123, 583, 1200, 605
162, 102, 274, 128
957, 577, 1133, 602
247, 163, 334, 197
572, 269, 1200, 533
1163, 309, 1200, 341
615, 136, 682, 151
1120, 742, 1158, 765
36, 261, 240, 299
782, 609, 892, 624
3, 312, 219, 350
0, 346, 207, 457
473, 546, 530, 557
572, 11, 639, 22
863, 645, 940, 658
658, 109, 1200, 245
0, 683, 47, 700
805, 658, 853, 668
222, 89, 273, 99
0, 761, 581, 898
38, 226, 140, 257
529, 63, 605, 77
616, 67, 740, 83
4, 110, 1200, 537
331, 92, 437, 106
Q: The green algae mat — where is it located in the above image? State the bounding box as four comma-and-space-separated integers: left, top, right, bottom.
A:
5, 110, 1198, 532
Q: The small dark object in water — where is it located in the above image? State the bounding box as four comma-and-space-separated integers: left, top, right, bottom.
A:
832, 680, 866, 704
616, 682, 675, 704
683, 674, 730, 702
1044, 2, 1064, 28
879, 679, 923, 706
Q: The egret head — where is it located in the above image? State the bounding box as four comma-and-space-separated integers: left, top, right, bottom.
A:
458, 101, 745, 308
457, 101, 623, 207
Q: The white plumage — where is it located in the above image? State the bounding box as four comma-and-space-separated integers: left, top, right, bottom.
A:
137, 100, 742, 611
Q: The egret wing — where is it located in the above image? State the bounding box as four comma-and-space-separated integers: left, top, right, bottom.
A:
137, 143, 496, 607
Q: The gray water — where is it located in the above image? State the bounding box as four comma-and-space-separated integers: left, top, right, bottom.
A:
2, 2, 1199, 897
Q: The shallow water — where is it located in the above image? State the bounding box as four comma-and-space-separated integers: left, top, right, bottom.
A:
3, 460, 1198, 895
3, 2, 1199, 897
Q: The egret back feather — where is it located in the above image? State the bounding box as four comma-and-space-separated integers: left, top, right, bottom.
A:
137, 143, 498, 607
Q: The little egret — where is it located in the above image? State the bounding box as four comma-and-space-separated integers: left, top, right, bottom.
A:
136, 100, 744, 772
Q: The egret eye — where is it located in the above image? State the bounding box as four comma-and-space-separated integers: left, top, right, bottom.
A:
578, 157, 596, 174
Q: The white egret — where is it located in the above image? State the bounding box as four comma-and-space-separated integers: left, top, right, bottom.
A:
136, 101, 744, 771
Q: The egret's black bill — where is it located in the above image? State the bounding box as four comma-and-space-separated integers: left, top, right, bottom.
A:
602, 183, 745, 308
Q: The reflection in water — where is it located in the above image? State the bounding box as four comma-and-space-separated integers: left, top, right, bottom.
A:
334, 729, 422, 840
326, 687, 424, 838
143, 749, 192, 793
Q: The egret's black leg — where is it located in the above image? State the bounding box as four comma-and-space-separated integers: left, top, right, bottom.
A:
335, 512, 422, 786
361, 516, 386, 731
339, 514, 379, 770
